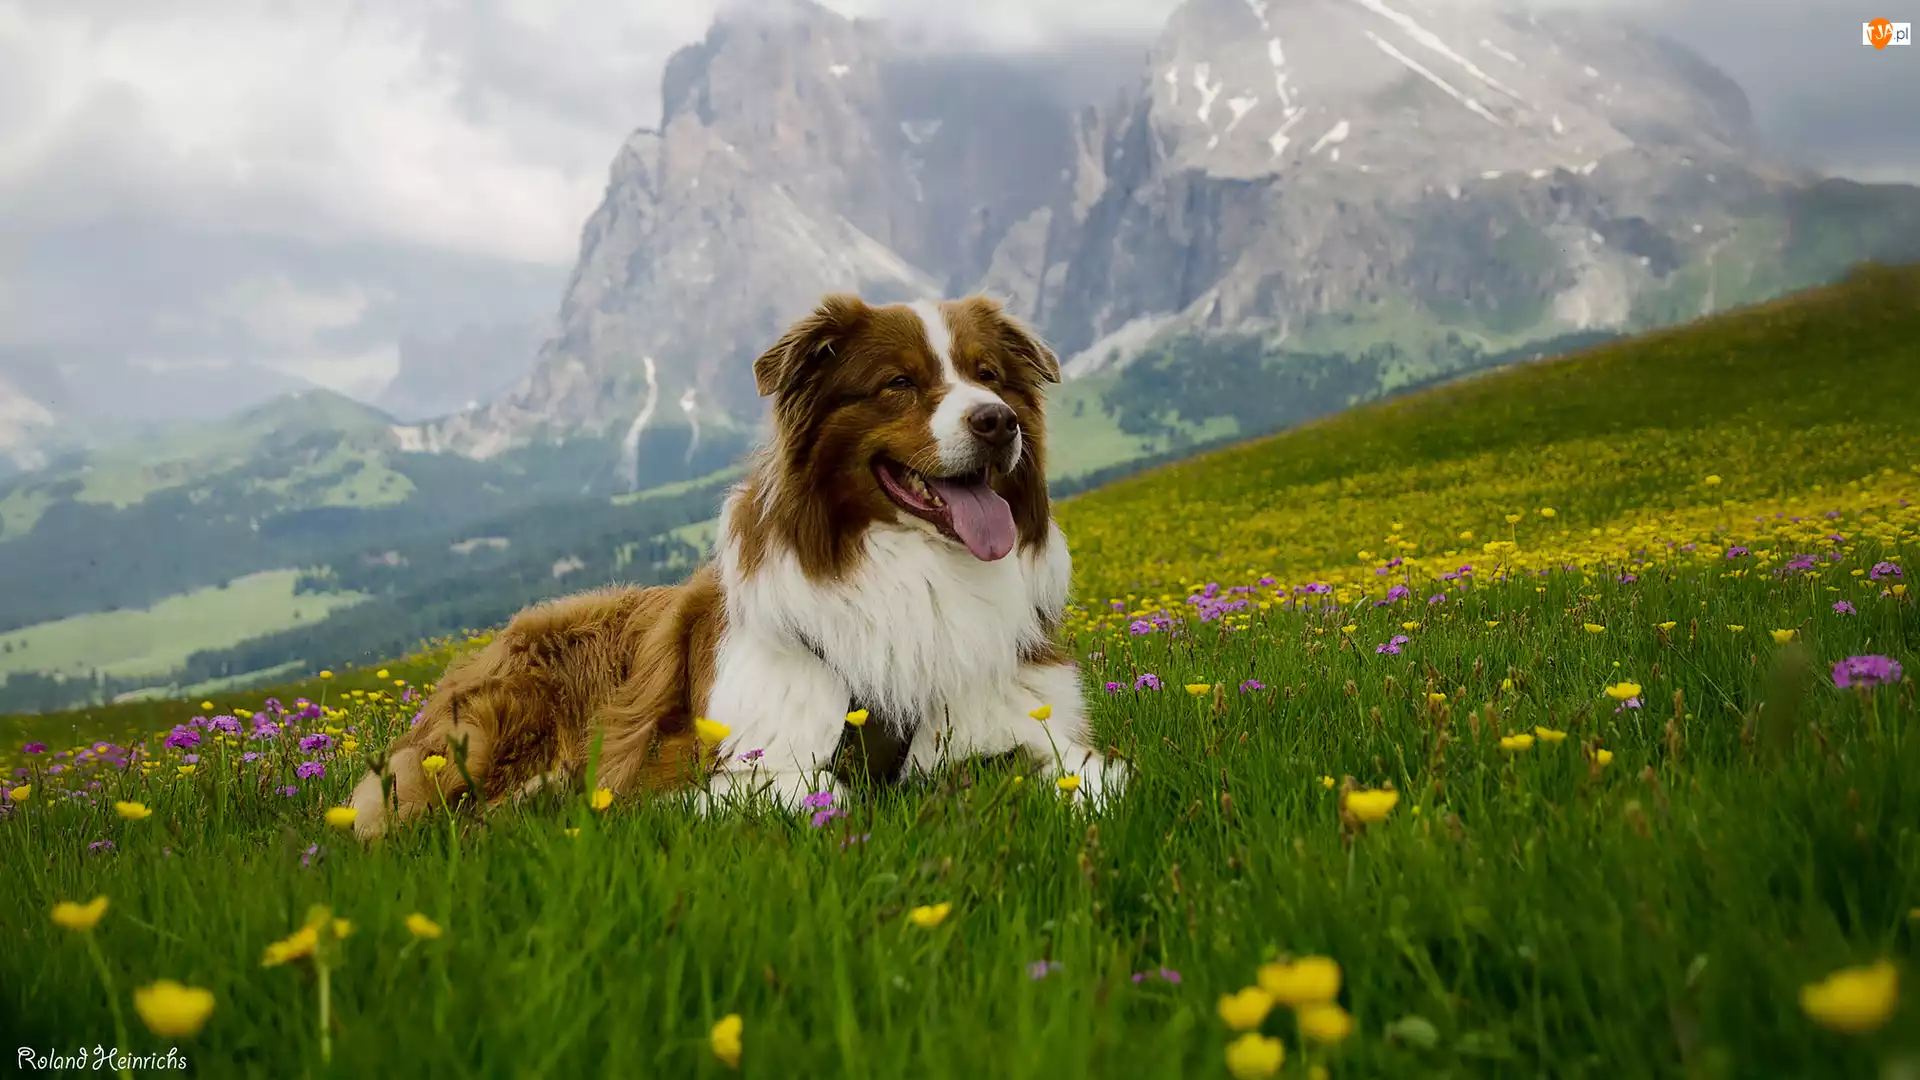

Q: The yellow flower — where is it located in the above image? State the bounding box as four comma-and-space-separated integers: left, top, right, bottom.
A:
1259, 956, 1343, 1006
319, 670, 334, 680
1534, 727, 1568, 743
1458, 530, 1474, 541
1026, 705, 1050, 722
324, 806, 357, 830
1657, 621, 1677, 631
1298, 1002, 1355, 1044
563, 828, 580, 838
1486, 620, 1501, 628
7, 784, 30, 803
1539, 507, 1556, 518
591, 787, 614, 812
1217, 986, 1275, 1030
1771, 629, 1797, 643
1500, 678, 1514, 691
1184, 682, 1213, 696
52, 896, 109, 931
1504, 513, 1523, 524
1056, 775, 1082, 793
908, 903, 952, 928
1426, 691, 1448, 704
133, 980, 215, 1037
376, 669, 389, 679
1319, 775, 1335, 790
115, 801, 152, 821
405, 913, 443, 940
694, 718, 731, 745
421, 754, 447, 777
846, 708, 871, 727
1605, 682, 1642, 701
711, 1014, 743, 1070
177, 765, 196, 777
1343, 789, 1399, 823
199, 700, 214, 711
1704, 474, 1722, 485
1799, 960, 1899, 1034
1401, 621, 1421, 631
1595, 749, 1615, 767
1224, 1032, 1284, 1079
1727, 624, 1745, 632
261, 917, 354, 967
1500, 733, 1535, 752
1896, 584, 1910, 598
1584, 623, 1606, 634
1340, 624, 1356, 634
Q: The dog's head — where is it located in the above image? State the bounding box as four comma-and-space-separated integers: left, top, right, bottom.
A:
752, 294, 1060, 565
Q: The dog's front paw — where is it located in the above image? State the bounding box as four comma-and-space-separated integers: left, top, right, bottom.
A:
1048, 747, 1131, 807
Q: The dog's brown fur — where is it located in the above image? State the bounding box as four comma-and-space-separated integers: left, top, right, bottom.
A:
351, 567, 723, 835
352, 293, 1066, 839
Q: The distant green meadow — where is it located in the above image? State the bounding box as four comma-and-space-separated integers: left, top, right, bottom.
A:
3, 269, 1918, 1076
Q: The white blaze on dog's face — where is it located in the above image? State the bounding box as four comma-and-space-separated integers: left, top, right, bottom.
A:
749, 294, 1063, 573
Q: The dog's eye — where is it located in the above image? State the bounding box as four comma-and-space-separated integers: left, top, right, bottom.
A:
886, 375, 915, 392
977, 368, 1000, 384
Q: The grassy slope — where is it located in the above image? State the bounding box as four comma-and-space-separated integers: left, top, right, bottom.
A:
3, 268, 1918, 1078
0, 570, 367, 681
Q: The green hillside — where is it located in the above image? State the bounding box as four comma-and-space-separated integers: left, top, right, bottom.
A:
6, 265, 1917, 1077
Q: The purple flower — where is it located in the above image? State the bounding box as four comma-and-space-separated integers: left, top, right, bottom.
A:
1614, 697, 1643, 713
1104, 681, 1125, 693
299, 733, 333, 754
1239, 679, 1265, 693
1375, 641, 1401, 656
410, 711, 425, 729
208, 715, 242, 736
164, 727, 201, 751
1833, 655, 1903, 689
1128, 620, 1158, 636
738, 749, 765, 763
277, 785, 299, 797
241, 752, 261, 763
1618, 573, 1639, 584
1870, 561, 1903, 581
1386, 585, 1411, 602
1134, 673, 1162, 691
1426, 593, 1446, 605
801, 791, 835, 811
180, 753, 200, 765
88, 840, 116, 855
1131, 967, 1182, 985
810, 807, 846, 828
22, 742, 45, 755
296, 761, 325, 780
1726, 546, 1750, 559
840, 833, 871, 849
1028, 960, 1064, 980
301, 843, 322, 869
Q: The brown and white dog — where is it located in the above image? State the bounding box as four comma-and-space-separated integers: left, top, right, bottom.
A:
350, 293, 1127, 838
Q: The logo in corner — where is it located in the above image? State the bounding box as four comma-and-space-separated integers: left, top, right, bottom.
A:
1863, 18, 1911, 48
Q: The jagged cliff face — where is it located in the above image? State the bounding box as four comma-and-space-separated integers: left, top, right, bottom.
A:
410, 0, 1080, 464
405, 0, 1903, 477
985, 0, 1784, 371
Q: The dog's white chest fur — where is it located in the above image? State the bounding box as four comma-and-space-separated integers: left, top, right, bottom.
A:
721, 514, 1072, 719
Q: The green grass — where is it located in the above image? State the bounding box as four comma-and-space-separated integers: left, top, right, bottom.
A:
0, 571, 369, 682
3, 268, 1918, 1077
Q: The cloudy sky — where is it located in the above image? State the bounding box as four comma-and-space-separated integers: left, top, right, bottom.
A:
0, 0, 1913, 425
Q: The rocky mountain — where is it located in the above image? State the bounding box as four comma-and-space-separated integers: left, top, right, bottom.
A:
378, 321, 547, 422
401, 0, 1920, 484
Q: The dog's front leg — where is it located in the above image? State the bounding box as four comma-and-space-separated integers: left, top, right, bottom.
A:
700, 631, 850, 814
907, 660, 1130, 805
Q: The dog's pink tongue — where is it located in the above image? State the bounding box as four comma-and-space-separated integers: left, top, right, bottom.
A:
927, 476, 1016, 561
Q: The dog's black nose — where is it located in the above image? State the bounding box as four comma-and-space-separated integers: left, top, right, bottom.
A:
967, 402, 1018, 448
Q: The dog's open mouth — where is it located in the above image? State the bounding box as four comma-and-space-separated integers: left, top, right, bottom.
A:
874, 459, 1016, 562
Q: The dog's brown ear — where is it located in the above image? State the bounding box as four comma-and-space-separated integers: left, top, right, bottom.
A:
968, 295, 1060, 385
754, 294, 868, 398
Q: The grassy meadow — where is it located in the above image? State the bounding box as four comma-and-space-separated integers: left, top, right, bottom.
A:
3, 266, 1918, 1078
